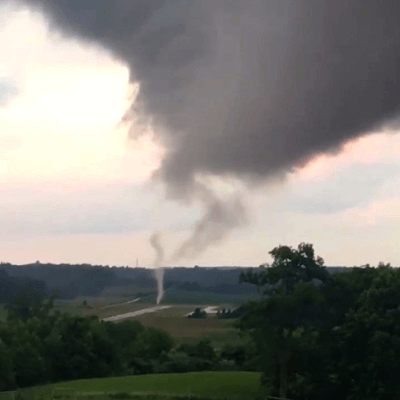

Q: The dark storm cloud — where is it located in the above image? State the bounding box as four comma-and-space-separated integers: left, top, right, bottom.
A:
5, 0, 400, 259
8, 0, 400, 195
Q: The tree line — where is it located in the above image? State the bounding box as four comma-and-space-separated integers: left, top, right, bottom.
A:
0, 270, 48, 304
0, 264, 257, 300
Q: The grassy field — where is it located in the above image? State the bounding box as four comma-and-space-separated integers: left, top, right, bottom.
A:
162, 289, 258, 306
132, 306, 242, 346
101, 285, 156, 300
82, 302, 151, 319
3, 372, 263, 400
80, 303, 244, 347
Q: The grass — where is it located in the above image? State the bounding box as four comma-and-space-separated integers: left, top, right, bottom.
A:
53, 300, 87, 316
53, 301, 246, 348
101, 285, 156, 300
7, 372, 263, 400
134, 310, 241, 346
82, 302, 152, 320
86, 303, 243, 347
162, 289, 257, 306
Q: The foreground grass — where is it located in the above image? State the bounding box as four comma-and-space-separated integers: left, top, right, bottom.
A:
5, 372, 263, 400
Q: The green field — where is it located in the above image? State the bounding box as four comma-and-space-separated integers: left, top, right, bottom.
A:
82, 301, 150, 319
132, 306, 243, 346
101, 285, 156, 300
3, 372, 263, 400
162, 289, 258, 306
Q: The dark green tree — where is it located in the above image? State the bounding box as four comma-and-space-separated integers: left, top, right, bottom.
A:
240, 243, 328, 296
240, 243, 329, 399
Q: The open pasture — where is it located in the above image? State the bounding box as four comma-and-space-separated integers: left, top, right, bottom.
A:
162, 288, 258, 306
101, 285, 156, 299
82, 301, 153, 319
132, 306, 241, 345
5, 372, 262, 400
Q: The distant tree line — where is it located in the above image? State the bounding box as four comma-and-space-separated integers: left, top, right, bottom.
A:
0, 270, 48, 304
0, 264, 132, 299
217, 307, 245, 319
0, 264, 258, 300
0, 262, 345, 303
187, 306, 246, 320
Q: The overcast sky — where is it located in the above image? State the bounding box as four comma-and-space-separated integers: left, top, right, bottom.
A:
1, 4, 400, 267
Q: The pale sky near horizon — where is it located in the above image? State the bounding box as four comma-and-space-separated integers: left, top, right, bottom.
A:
1, 6, 400, 268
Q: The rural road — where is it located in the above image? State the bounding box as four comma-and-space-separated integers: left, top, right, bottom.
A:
103, 305, 172, 322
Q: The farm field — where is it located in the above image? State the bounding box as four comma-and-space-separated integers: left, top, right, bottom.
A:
3, 372, 263, 400
81, 302, 244, 346
82, 301, 152, 319
162, 288, 258, 305
101, 285, 156, 300
131, 306, 242, 346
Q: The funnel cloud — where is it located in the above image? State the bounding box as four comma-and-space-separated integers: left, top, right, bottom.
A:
8, 0, 400, 257
149, 232, 164, 304
173, 184, 247, 261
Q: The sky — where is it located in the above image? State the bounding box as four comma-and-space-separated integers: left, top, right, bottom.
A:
1, 3, 400, 267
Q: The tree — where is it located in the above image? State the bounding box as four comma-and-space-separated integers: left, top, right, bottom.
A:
0, 340, 13, 391
177, 339, 216, 361
240, 243, 329, 399
326, 265, 400, 399
13, 343, 46, 387
6, 294, 53, 322
240, 243, 328, 296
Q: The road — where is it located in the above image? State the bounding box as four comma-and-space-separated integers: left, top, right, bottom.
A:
103, 305, 172, 321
